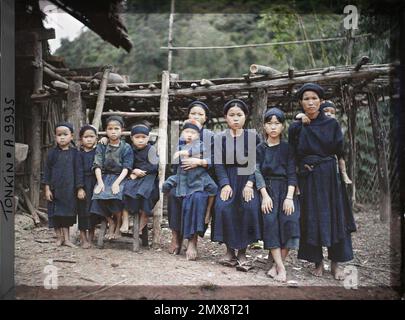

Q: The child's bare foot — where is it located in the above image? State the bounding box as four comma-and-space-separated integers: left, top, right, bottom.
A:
311, 261, 324, 277
331, 262, 345, 281
81, 240, 91, 249
186, 236, 198, 261
56, 238, 64, 246
64, 241, 77, 248
106, 219, 115, 240
120, 221, 129, 234
274, 265, 287, 282
267, 264, 277, 278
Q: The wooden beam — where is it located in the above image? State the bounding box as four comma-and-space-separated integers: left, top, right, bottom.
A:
102, 111, 159, 117
249, 64, 282, 77
153, 71, 170, 248
96, 66, 392, 99
92, 66, 112, 131
366, 90, 391, 222
43, 66, 70, 84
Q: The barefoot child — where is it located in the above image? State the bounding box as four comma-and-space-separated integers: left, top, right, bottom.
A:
42, 122, 78, 248
75, 125, 98, 248
122, 124, 159, 237
163, 119, 218, 260
212, 99, 262, 269
295, 101, 352, 184
255, 108, 300, 282
90, 116, 133, 240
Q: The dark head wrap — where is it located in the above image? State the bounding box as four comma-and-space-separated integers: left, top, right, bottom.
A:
320, 100, 336, 111
131, 124, 151, 136
105, 115, 124, 128
296, 83, 325, 100
187, 100, 210, 119
55, 122, 74, 133
223, 99, 249, 116
79, 124, 97, 137
182, 119, 202, 132
264, 107, 285, 123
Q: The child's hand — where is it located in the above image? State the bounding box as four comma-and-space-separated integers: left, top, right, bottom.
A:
77, 188, 86, 200
342, 172, 352, 184
174, 150, 189, 159
45, 188, 53, 201
261, 194, 273, 214
98, 137, 108, 145
283, 198, 294, 215
301, 115, 311, 125
242, 184, 254, 202
220, 185, 233, 201
94, 182, 105, 194
111, 182, 120, 195
130, 173, 137, 180
132, 168, 147, 177
181, 157, 201, 170
204, 212, 212, 225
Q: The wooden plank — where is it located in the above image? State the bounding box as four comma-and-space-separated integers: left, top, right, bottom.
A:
153, 71, 170, 248
367, 90, 391, 222
132, 213, 139, 252
92, 66, 112, 131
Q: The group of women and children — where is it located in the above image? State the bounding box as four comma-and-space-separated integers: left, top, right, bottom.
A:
42, 82, 356, 282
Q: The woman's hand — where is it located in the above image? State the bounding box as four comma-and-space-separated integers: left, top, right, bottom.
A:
220, 185, 233, 201
301, 115, 311, 125
130, 173, 137, 180
111, 182, 120, 195
261, 194, 273, 214
242, 184, 254, 202
77, 188, 86, 200
45, 187, 53, 201
132, 168, 147, 177
283, 198, 294, 215
94, 182, 105, 194
181, 157, 201, 170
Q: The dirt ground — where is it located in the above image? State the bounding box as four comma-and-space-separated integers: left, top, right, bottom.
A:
14, 206, 401, 300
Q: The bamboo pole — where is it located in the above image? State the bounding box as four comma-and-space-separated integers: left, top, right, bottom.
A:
296, 14, 316, 68
102, 111, 159, 117
153, 71, 170, 248
366, 90, 391, 222
92, 66, 112, 131
167, 0, 175, 72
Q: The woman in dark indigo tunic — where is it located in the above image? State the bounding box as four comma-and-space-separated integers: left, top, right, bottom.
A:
90, 116, 133, 240
163, 119, 218, 260
255, 108, 300, 282
167, 101, 215, 256
213, 99, 262, 267
42, 122, 78, 248
288, 83, 356, 280
121, 124, 159, 236
75, 125, 98, 248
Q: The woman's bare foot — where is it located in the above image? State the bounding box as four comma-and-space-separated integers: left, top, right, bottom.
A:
274, 264, 287, 282
311, 261, 324, 277
267, 264, 277, 278
186, 236, 198, 261
169, 231, 181, 254
56, 238, 64, 246
331, 262, 345, 281
120, 210, 129, 233
81, 240, 91, 249
64, 240, 77, 248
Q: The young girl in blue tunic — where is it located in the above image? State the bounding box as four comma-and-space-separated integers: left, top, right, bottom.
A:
121, 124, 159, 237
90, 116, 133, 240
255, 107, 300, 282
42, 122, 78, 248
289, 83, 356, 280
167, 101, 215, 256
76, 124, 98, 249
163, 119, 218, 260
212, 99, 262, 268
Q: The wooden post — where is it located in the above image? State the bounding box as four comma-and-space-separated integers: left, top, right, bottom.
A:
167, 0, 175, 72
153, 71, 170, 248
92, 66, 112, 131
29, 103, 42, 211
66, 81, 84, 143
348, 97, 357, 203
250, 88, 268, 138
367, 91, 391, 222
132, 213, 139, 252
